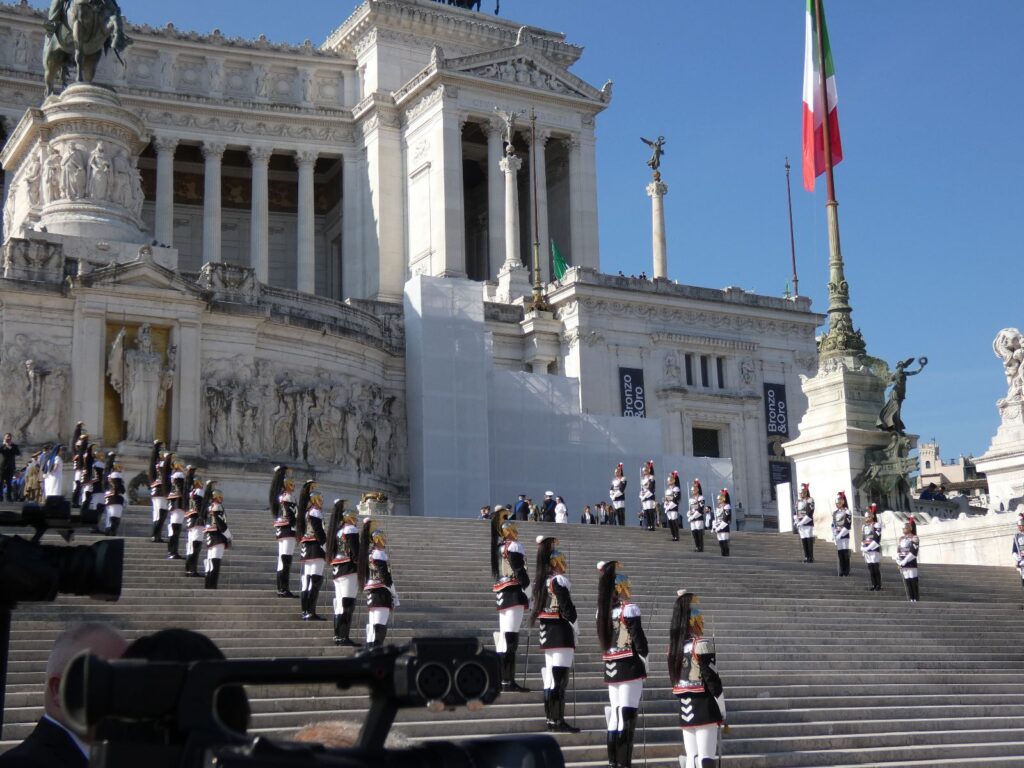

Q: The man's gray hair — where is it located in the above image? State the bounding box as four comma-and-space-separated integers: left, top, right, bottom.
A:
45, 622, 124, 678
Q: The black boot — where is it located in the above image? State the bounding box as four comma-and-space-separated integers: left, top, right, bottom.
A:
106, 517, 120, 537
186, 542, 201, 576
800, 537, 809, 562
72, 480, 82, 509
616, 707, 638, 768
903, 577, 913, 601
606, 728, 619, 768
806, 538, 814, 563
544, 690, 556, 728
300, 587, 310, 619
669, 519, 679, 541
911, 577, 920, 602
549, 667, 579, 733
336, 598, 357, 645
501, 632, 529, 692
276, 569, 287, 596
306, 575, 325, 620
152, 508, 167, 543
719, 539, 729, 557
371, 623, 388, 648
205, 558, 221, 590
166, 524, 182, 559
279, 555, 296, 597
691, 530, 701, 551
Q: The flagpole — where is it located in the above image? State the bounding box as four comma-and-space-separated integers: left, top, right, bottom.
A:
784, 157, 798, 298
813, 0, 864, 358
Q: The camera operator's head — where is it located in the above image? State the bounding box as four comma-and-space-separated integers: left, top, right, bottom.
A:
121, 628, 251, 735
45, 622, 127, 731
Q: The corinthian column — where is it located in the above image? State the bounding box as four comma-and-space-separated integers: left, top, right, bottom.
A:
647, 175, 668, 279
499, 151, 523, 272
201, 141, 225, 264
248, 145, 273, 283
485, 119, 505, 280
153, 135, 178, 246
295, 149, 318, 294
533, 130, 550, 284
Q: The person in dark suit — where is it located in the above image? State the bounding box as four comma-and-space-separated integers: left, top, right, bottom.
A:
0, 622, 126, 768
0, 433, 21, 502
514, 494, 529, 522
542, 491, 556, 523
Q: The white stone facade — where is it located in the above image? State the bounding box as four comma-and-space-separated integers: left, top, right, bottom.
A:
0, 0, 824, 516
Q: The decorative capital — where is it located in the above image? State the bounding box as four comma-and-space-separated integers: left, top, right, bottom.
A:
499, 154, 523, 175
248, 145, 274, 164
484, 118, 502, 138
201, 141, 227, 160
294, 149, 319, 168
152, 135, 179, 154
646, 180, 668, 198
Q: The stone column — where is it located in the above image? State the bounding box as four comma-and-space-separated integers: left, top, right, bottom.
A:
647, 176, 669, 279
173, 317, 202, 454
201, 141, 225, 264
153, 135, 178, 246
533, 131, 551, 284
485, 119, 505, 281
341, 152, 362, 298
295, 149, 318, 294
440, 110, 466, 277
500, 151, 523, 271
567, 136, 583, 271
248, 145, 273, 283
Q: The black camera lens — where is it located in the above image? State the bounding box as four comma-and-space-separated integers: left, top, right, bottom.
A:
453, 661, 488, 701
0, 536, 122, 603
414, 662, 451, 701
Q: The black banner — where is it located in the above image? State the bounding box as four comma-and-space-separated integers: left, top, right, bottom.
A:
619, 368, 646, 418
764, 383, 789, 445
768, 460, 792, 500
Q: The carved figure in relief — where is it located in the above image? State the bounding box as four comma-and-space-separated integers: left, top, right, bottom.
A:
21, 151, 43, 208
107, 324, 176, 443
253, 63, 269, 99
663, 351, 681, 387
87, 142, 112, 200
206, 58, 224, 94
514, 60, 531, 84
110, 149, 132, 207
498, 61, 515, 82
740, 357, 755, 386
60, 144, 87, 200
43, 147, 62, 204
0, 335, 68, 443
22, 360, 65, 444
994, 328, 1024, 404
300, 68, 315, 102
13, 30, 27, 68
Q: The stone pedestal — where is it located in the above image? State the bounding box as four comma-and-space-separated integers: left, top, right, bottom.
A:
1, 84, 149, 245
976, 400, 1024, 510
521, 309, 561, 374
782, 354, 912, 535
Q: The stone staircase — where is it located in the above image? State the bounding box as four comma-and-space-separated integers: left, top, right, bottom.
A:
3, 507, 1024, 767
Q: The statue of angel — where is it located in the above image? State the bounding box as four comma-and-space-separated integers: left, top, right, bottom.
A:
993, 328, 1024, 403
494, 106, 522, 155
876, 356, 928, 435
641, 135, 666, 173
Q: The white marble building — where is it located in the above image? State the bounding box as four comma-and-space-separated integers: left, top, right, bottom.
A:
0, 0, 822, 518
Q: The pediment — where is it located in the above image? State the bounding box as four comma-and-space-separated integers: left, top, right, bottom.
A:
446, 45, 609, 103
78, 254, 206, 298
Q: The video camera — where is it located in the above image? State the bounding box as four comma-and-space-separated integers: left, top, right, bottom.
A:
63, 637, 564, 768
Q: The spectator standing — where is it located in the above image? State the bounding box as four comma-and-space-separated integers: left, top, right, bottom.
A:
0, 433, 21, 502
514, 494, 529, 522
542, 491, 556, 522
22, 453, 42, 503
581, 505, 596, 524
554, 496, 568, 524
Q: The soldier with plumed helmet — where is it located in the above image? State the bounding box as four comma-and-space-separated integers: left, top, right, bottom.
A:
531, 535, 579, 733
326, 500, 360, 646
597, 560, 648, 768
183, 466, 205, 577
148, 441, 172, 543
862, 503, 884, 591
610, 463, 628, 527
687, 480, 706, 552
358, 518, 397, 649
669, 590, 726, 768
664, 471, 682, 542
102, 455, 125, 537
795, 483, 816, 562
638, 461, 657, 531
203, 482, 232, 590
490, 507, 531, 692
712, 489, 732, 557
296, 481, 328, 620
832, 491, 852, 576
165, 460, 187, 560
269, 466, 298, 598
896, 519, 921, 602
1012, 519, 1024, 607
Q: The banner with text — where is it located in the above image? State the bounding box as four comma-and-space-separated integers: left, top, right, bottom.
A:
764, 382, 792, 499
619, 368, 647, 418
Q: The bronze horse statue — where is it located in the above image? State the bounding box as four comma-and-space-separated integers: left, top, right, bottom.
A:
43, 0, 130, 97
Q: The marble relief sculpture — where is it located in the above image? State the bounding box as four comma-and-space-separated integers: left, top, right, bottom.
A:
994, 328, 1024, 405
107, 324, 176, 442
0, 334, 69, 443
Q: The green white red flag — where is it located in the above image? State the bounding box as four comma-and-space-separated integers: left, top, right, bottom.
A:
802, 0, 843, 191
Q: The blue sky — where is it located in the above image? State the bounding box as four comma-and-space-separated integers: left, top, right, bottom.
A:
44, 0, 1023, 459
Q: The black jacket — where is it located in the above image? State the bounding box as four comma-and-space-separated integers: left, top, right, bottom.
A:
0, 717, 88, 768
0, 442, 20, 476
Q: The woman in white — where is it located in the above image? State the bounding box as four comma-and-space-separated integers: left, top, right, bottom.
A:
554, 496, 569, 524
41, 443, 63, 498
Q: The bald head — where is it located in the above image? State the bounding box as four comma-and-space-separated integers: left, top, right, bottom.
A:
44, 623, 127, 728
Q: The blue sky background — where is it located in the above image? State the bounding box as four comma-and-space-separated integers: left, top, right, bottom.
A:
33, 0, 1023, 460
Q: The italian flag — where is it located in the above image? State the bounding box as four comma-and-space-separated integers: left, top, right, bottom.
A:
802, 0, 843, 191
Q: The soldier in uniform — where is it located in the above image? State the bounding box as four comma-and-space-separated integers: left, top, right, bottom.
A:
269, 466, 297, 598
610, 463, 627, 527
796, 483, 816, 563
183, 466, 205, 577
832, 491, 852, 576
597, 560, 648, 768
296, 481, 328, 621
102, 456, 125, 537
1012, 520, 1024, 607
669, 590, 725, 768
71, 423, 88, 508
638, 461, 656, 531
358, 518, 398, 649
531, 535, 579, 734
490, 507, 530, 693
203, 483, 232, 590
664, 471, 682, 542
687, 480, 706, 552
327, 499, 360, 646
86, 447, 106, 525
896, 520, 920, 602
148, 442, 171, 543
862, 503, 883, 592
165, 462, 187, 560
711, 489, 732, 557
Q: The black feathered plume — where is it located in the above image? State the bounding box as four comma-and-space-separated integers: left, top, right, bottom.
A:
269, 465, 287, 520
667, 592, 694, 683
530, 536, 557, 626
326, 499, 345, 562
357, 518, 373, 590
199, 480, 216, 526
295, 480, 314, 540
596, 560, 618, 650
489, 507, 510, 580
148, 441, 161, 484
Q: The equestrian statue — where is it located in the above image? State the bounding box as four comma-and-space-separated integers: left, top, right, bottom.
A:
43, 0, 131, 97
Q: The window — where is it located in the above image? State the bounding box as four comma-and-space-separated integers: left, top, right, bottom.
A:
716, 357, 725, 389
692, 428, 720, 458
925, 461, 932, 469
684, 354, 693, 386
700, 356, 709, 387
